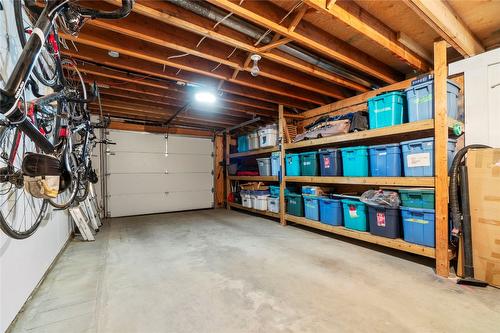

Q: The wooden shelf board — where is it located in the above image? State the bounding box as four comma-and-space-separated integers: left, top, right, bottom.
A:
285, 118, 463, 150
229, 202, 280, 218
229, 176, 279, 182
284, 176, 435, 187
285, 214, 436, 258
229, 146, 278, 158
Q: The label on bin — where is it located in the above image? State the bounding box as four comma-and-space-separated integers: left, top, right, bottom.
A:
348, 205, 358, 218
323, 157, 330, 169
376, 212, 386, 227
407, 152, 431, 167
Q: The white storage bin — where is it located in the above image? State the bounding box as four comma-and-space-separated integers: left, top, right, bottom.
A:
250, 195, 257, 209
258, 126, 278, 148
248, 132, 260, 150
254, 195, 269, 211
242, 194, 252, 208
267, 197, 280, 213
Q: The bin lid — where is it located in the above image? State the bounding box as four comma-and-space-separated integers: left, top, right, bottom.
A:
318, 148, 340, 154
404, 79, 460, 91
256, 157, 271, 162
368, 143, 400, 149
302, 195, 320, 200
341, 198, 365, 206
400, 137, 457, 146
299, 151, 318, 156
340, 146, 368, 151
286, 193, 302, 198
400, 206, 435, 213
286, 153, 300, 157
318, 196, 340, 203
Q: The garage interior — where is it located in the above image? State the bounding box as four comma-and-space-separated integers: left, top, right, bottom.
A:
1, 0, 500, 332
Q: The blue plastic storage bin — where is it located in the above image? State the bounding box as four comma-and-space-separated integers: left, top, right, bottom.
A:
341, 146, 369, 177
367, 91, 406, 129
341, 199, 368, 231
400, 207, 435, 247
237, 135, 249, 153
318, 149, 342, 176
405, 80, 459, 122
285, 153, 301, 176
367, 205, 401, 239
271, 152, 280, 176
303, 195, 320, 221
319, 197, 343, 226
401, 137, 457, 176
368, 143, 402, 177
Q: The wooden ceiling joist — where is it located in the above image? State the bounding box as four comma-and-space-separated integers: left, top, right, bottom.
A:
103, 0, 368, 92
302, 0, 431, 72
206, 0, 401, 83
87, 17, 348, 100
62, 31, 324, 108
62, 43, 316, 110
404, 0, 484, 57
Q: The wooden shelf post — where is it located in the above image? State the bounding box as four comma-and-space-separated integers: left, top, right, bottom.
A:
225, 131, 231, 211
434, 40, 450, 277
278, 105, 287, 225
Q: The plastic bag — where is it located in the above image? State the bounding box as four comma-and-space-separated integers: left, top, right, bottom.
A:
360, 190, 400, 208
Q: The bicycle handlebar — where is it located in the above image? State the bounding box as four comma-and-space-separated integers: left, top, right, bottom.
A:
76, 0, 134, 20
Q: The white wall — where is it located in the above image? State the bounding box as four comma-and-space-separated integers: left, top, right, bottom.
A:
449, 48, 500, 147
0, 3, 73, 332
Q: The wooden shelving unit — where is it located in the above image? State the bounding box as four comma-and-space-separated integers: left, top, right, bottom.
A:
225, 44, 462, 277
228, 176, 278, 182
229, 202, 279, 218
285, 176, 434, 187
285, 214, 436, 258
229, 146, 278, 158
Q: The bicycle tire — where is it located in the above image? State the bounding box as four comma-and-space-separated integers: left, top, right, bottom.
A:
14, 0, 59, 88
75, 178, 89, 203
0, 125, 50, 239
48, 151, 80, 209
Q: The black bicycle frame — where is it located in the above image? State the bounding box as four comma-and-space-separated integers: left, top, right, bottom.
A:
0, 0, 133, 155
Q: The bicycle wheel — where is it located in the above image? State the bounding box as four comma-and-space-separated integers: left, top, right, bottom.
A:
0, 126, 49, 239
48, 150, 79, 209
14, 0, 59, 88
61, 59, 88, 121
75, 178, 89, 203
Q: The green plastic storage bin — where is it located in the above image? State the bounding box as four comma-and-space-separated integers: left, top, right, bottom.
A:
399, 188, 435, 209
299, 151, 319, 176
341, 199, 368, 231
286, 193, 304, 217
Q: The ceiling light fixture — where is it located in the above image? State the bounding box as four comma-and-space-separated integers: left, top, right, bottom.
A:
250, 54, 261, 77
195, 91, 216, 104
108, 50, 120, 58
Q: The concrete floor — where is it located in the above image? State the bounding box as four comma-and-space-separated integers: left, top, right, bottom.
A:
9, 209, 500, 333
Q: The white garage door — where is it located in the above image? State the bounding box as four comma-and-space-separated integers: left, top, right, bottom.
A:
105, 130, 214, 217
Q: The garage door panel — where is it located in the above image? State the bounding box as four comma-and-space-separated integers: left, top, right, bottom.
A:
166, 154, 213, 173
108, 152, 166, 174
106, 132, 214, 217
167, 136, 213, 154
107, 173, 213, 195
108, 190, 213, 217
109, 130, 165, 153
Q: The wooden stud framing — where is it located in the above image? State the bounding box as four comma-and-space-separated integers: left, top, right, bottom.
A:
214, 135, 225, 208
278, 105, 286, 226
225, 131, 231, 210
434, 40, 450, 277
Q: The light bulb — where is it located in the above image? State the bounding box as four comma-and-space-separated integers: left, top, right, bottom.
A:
195, 91, 216, 104
250, 54, 261, 77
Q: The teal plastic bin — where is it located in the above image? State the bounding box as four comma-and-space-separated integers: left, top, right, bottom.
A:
237, 135, 249, 153
299, 151, 319, 176
341, 146, 369, 177
341, 199, 368, 231
286, 193, 304, 217
303, 195, 320, 221
399, 188, 435, 209
285, 153, 301, 176
367, 91, 406, 129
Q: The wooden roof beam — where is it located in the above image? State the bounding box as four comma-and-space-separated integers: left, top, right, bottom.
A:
404, 0, 484, 57
61, 42, 316, 110
62, 28, 326, 106
206, 0, 401, 83
302, 0, 431, 72
103, 0, 368, 92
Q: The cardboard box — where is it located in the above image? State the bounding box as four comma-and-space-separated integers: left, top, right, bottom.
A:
466, 149, 500, 287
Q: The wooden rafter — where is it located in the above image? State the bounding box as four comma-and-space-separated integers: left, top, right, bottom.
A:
62, 28, 330, 106
404, 0, 484, 57
103, 0, 368, 92
206, 0, 401, 83
302, 0, 431, 72
61, 43, 317, 110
